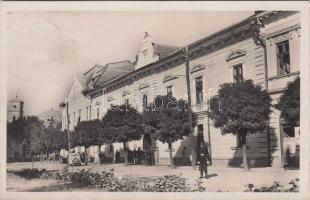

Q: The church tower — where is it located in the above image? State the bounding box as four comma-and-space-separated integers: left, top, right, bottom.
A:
7, 93, 24, 122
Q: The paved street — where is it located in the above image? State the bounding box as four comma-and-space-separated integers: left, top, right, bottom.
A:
7, 161, 299, 192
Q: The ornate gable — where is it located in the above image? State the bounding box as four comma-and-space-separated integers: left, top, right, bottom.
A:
226, 49, 247, 62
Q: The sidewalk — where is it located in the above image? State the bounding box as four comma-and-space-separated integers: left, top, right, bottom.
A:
7, 162, 299, 192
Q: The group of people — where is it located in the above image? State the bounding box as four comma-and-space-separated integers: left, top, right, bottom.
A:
115, 147, 151, 165
100, 143, 211, 179
127, 147, 145, 165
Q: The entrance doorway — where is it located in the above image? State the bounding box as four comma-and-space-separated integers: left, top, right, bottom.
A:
280, 121, 300, 168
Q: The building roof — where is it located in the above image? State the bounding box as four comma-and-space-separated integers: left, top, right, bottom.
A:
8, 98, 23, 103
39, 109, 61, 119
93, 60, 135, 88
152, 43, 179, 59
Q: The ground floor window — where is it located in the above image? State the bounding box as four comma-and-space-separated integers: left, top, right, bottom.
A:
197, 124, 204, 151
283, 125, 295, 138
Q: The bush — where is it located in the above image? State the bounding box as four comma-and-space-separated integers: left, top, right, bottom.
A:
58, 169, 205, 192
245, 178, 299, 192
7, 168, 46, 180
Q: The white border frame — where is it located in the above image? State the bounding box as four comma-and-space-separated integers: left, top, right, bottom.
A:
0, 2, 309, 200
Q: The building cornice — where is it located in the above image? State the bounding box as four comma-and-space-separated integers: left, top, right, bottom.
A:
103, 23, 254, 94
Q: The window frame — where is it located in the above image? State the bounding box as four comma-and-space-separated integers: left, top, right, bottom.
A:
233, 63, 243, 84
276, 40, 291, 76
142, 94, 148, 111
195, 76, 203, 105
166, 85, 173, 96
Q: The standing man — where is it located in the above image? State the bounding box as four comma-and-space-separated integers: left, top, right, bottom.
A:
198, 143, 211, 179
133, 148, 137, 165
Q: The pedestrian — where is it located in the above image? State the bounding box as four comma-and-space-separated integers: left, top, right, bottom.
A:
115, 150, 120, 163
198, 143, 210, 179
99, 151, 105, 165
137, 147, 142, 164
133, 148, 137, 165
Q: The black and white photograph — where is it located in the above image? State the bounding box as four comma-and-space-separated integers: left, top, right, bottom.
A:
0, 1, 309, 200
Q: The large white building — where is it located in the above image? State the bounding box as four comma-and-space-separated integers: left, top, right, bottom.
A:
60, 11, 300, 167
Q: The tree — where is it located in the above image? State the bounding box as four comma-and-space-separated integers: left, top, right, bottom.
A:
275, 77, 300, 126
72, 119, 102, 161
209, 80, 271, 170
102, 104, 143, 165
43, 124, 68, 161
142, 95, 197, 168
7, 116, 45, 162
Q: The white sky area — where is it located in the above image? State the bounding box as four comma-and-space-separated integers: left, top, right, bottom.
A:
7, 11, 253, 116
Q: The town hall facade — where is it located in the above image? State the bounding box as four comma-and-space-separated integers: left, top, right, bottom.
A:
60, 11, 300, 167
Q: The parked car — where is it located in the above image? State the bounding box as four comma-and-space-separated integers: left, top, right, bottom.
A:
68, 153, 82, 166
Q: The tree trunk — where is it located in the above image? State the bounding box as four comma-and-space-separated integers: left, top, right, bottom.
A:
123, 141, 128, 165
191, 136, 197, 169
168, 142, 174, 168
241, 134, 249, 171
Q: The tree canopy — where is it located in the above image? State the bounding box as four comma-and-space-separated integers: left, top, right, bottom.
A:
72, 119, 103, 148
275, 77, 300, 126
7, 116, 66, 162
209, 80, 272, 136
102, 104, 143, 144
143, 95, 197, 144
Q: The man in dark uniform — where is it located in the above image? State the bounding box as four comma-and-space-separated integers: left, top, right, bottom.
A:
115, 150, 120, 163
198, 143, 210, 179
133, 148, 137, 165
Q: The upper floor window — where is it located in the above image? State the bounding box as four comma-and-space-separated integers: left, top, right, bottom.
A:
167, 85, 173, 96
142, 94, 148, 111
233, 64, 243, 84
89, 105, 92, 120
97, 108, 100, 119
142, 50, 148, 61
276, 40, 290, 76
86, 107, 88, 120
125, 97, 129, 106
195, 76, 203, 104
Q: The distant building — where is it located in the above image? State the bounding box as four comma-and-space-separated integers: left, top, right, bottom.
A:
7, 95, 24, 122
39, 109, 61, 128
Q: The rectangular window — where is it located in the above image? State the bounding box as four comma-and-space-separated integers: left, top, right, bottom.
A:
276, 40, 290, 76
283, 125, 295, 138
86, 107, 88, 120
142, 94, 148, 110
195, 76, 203, 104
167, 85, 173, 96
89, 106, 92, 120
97, 108, 99, 119
233, 64, 243, 84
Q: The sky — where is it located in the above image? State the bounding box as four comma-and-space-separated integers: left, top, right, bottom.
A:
7, 11, 253, 116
